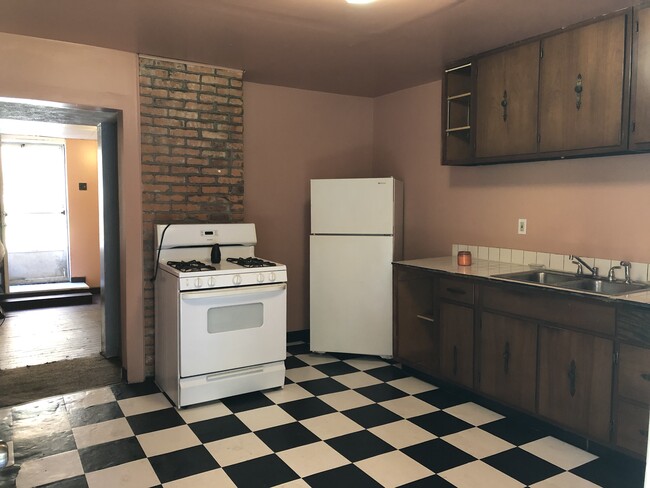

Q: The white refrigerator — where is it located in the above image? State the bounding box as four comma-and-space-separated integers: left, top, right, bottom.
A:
310, 177, 403, 357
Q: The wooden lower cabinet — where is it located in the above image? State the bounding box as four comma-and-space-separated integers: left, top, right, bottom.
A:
538, 326, 613, 442
439, 301, 474, 388
615, 400, 649, 455
479, 312, 537, 412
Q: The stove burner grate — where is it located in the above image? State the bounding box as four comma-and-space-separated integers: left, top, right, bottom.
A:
167, 260, 216, 272
227, 257, 277, 268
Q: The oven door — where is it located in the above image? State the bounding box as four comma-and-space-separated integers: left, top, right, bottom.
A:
179, 283, 287, 378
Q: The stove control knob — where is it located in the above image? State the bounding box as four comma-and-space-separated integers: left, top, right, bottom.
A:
269, 272, 276, 282
257, 273, 265, 283
194, 277, 203, 288
232, 275, 242, 285
207, 277, 216, 287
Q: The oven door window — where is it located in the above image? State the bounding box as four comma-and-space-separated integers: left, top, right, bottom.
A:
207, 303, 263, 333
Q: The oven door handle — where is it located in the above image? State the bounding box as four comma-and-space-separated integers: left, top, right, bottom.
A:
181, 283, 286, 300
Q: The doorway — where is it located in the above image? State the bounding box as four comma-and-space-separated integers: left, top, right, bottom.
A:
0, 140, 71, 288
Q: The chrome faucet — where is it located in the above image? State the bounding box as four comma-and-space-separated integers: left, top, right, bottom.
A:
569, 255, 599, 277
620, 261, 631, 284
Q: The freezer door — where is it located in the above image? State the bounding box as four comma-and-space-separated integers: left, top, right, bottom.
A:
310, 235, 394, 356
311, 178, 395, 235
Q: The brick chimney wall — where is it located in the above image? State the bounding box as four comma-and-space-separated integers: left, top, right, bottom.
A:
139, 56, 244, 375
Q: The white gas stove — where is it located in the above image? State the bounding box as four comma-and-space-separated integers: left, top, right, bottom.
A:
154, 223, 287, 408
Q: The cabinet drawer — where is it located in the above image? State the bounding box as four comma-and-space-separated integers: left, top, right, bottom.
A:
618, 343, 650, 404
617, 306, 650, 347
615, 400, 649, 456
439, 277, 474, 304
482, 284, 615, 336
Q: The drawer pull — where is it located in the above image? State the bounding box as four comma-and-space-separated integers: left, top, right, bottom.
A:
568, 360, 577, 397
503, 341, 510, 374
446, 287, 466, 295
641, 373, 650, 382
417, 314, 435, 324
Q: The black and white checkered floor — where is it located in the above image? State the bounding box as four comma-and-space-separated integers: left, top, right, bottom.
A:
0, 342, 645, 487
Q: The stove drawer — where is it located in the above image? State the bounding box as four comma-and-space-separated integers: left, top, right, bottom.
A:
179, 283, 287, 378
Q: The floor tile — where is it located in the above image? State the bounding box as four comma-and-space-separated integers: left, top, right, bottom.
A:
480, 416, 546, 446
78, 436, 146, 473
72, 417, 134, 449
443, 402, 504, 426
137, 424, 201, 457
304, 463, 382, 488
117, 393, 172, 417
410, 411, 473, 436
14, 450, 83, 488
365, 365, 409, 382
284, 366, 327, 383
277, 397, 335, 421
236, 404, 295, 431
68, 401, 124, 428
387, 376, 438, 395
263, 383, 313, 405
223, 454, 299, 488
285, 356, 309, 370
569, 455, 646, 488
294, 353, 339, 366
356, 450, 434, 487
439, 459, 525, 488
297, 377, 348, 396
189, 414, 251, 443
286, 343, 311, 356
355, 383, 408, 403
274, 479, 311, 487
85, 458, 159, 488
483, 447, 564, 486
255, 421, 320, 452
110, 378, 160, 401
442, 427, 515, 459
313, 361, 360, 377
415, 388, 471, 409
318, 390, 374, 411
326, 430, 394, 462
163, 468, 236, 487
521, 436, 598, 470
148, 445, 219, 484
12, 429, 77, 462
40, 474, 89, 487
0, 407, 12, 441
64, 388, 116, 412
379, 395, 438, 419
399, 474, 456, 487
220, 391, 275, 413
277, 440, 349, 477
530, 471, 602, 488
176, 401, 231, 424
343, 357, 390, 371
300, 412, 364, 440
403, 438, 476, 472
204, 432, 273, 467
342, 404, 402, 429
125, 407, 185, 435
369, 419, 436, 449
333, 372, 382, 389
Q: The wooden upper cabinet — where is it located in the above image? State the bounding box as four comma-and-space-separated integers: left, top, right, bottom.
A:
538, 14, 628, 153
630, 6, 650, 149
476, 42, 540, 158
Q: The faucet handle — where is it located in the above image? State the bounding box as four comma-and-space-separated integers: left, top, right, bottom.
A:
572, 260, 583, 275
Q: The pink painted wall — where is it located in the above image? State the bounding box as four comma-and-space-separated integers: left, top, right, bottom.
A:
66, 139, 100, 288
373, 80, 650, 264
0, 33, 145, 381
243, 82, 374, 331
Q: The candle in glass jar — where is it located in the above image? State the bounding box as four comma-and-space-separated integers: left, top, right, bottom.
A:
457, 251, 472, 266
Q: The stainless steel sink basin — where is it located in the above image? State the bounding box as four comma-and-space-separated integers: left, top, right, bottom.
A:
494, 270, 578, 285
493, 270, 650, 296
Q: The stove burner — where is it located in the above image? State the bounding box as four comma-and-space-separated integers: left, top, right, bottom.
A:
167, 260, 216, 272
227, 257, 277, 268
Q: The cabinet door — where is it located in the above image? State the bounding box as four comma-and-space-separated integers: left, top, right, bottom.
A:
395, 271, 437, 375
615, 400, 649, 455
439, 301, 474, 388
630, 6, 650, 149
479, 312, 537, 412
538, 327, 613, 442
476, 42, 540, 158
617, 343, 650, 404
538, 14, 627, 153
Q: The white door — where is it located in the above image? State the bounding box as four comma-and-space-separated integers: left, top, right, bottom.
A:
310, 234, 394, 356
311, 178, 395, 235
0, 142, 70, 286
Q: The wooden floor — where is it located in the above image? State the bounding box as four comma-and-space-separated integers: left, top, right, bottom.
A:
0, 297, 101, 370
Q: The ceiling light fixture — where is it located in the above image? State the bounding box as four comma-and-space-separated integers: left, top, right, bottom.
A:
346, 0, 376, 4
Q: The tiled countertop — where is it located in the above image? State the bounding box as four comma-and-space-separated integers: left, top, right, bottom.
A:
394, 256, 650, 307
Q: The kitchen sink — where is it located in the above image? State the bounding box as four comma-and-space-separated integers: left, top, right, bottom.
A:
493, 270, 650, 296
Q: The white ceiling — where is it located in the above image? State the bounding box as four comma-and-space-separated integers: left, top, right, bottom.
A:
0, 0, 639, 97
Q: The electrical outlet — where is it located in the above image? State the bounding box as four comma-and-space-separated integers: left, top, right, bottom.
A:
518, 218, 527, 235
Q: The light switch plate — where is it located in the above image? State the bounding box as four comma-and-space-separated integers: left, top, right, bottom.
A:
518, 218, 527, 235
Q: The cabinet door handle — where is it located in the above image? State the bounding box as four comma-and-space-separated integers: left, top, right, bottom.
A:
641, 373, 650, 382
453, 346, 458, 376
568, 359, 577, 397
501, 90, 508, 122
503, 341, 510, 374
574, 74, 583, 110
446, 287, 466, 295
